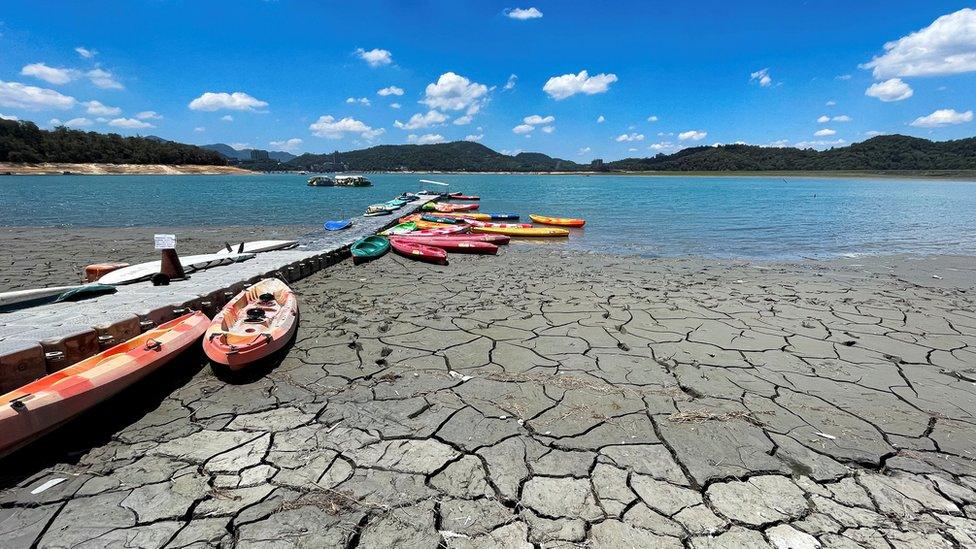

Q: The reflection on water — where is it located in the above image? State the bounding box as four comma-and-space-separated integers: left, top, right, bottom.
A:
3, 173, 976, 259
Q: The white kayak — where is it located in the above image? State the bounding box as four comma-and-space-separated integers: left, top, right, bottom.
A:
98, 252, 255, 285
0, 284, 117, 312
215, 240, 299, 255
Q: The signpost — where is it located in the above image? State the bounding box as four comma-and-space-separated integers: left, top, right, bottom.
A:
154, 234, 186, 283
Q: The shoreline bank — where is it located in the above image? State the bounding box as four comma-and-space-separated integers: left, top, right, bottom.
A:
0, 162, 254, 175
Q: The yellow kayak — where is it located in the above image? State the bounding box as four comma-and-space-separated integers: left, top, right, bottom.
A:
414, 220, 457, 230
529, 214, 586, 228
471, 226, 569, 237
434, 212, 491, 221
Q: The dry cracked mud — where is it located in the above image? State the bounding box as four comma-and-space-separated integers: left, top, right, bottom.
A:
2, 247, 976, 548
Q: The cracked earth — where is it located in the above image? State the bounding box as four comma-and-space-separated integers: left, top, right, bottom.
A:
2, 248, 976, 548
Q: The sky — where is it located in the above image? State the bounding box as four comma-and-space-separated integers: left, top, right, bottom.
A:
0, 1, 974, 161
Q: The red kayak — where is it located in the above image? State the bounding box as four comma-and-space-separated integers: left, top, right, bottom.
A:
390, 238, 448, 263
436, 203, 479, 212
410, 226, 468, 236
393, 236, 498, 254
396, 233, 510, 245
468, 220, 532, 229
448, 193, 480, 201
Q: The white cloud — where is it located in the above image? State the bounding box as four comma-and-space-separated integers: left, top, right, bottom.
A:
814, 128, 837, 136
794, 138, 846, 149
83, 100, 121, 116
541, 126, 554, 133
221, 114, 233, 122
355, 47, 393, 67
309, 115, 384, 139
597, 115, 605, 123
377, 86, 404, 96
108, 117, 153, 129
818, 114, 851, 123
421, 72, 489, 115
512, 123, 534, 134
136, 110, 162, 120
578, 147, 591, 155
505, 7, 543, 20
865, 78, 914, 102
865, 130, 883, 136
0, 113, 18, 120
21, 63, 77, 85
767, 139, 790, 147
48, 118, 62, 126
501, 149, 523, 156
75, 46, 96, 59
543, 70, 617, 100
750, 68, 773, 87
453, 115, 472, 125
194, 126, 205, 132
86, 68, 122, 90
63, 117, 92, 127
615, 132, 644, 142
862, 8, 976, 78
269, 137, 303, 151
464, 134, 483, 142
0, 80, 76, 110
390, 102, 401, 109
646, 115, 658, 122
910, 108, 973, 127
523, 114, 554, 125
817, 115, 830, 123
678, 130, 707, 141
825, 100, 837, 106
836, 74, 852, 80
408, 133, 445, 144
188, 91, 268, 111
346, 97, 371, 106
504, 74, 518, 90
394, 110, 447, 130
628, 147, 638, 152
649, 141, 677, 151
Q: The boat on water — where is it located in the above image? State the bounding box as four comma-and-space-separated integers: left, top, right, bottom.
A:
203, 279, 299, 370
307, 174, 373, 187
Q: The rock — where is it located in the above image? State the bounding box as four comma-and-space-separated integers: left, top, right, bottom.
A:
359, 501, 440, 549
766, 524, 821, 549
430, 455, 493, 498
587, 519, 682, 548
591, 463, 636, 517
521, 477, 602, 521
689, 526, 774, 549
445, 521, 533, 549
630, 475, 702, 515
347, 438, 458, 474
706, 475, 808, 526
672, 504, 728, 535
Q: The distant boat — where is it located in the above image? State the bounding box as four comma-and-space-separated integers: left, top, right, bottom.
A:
307, 176, 335, 187
307, 174, 372, 187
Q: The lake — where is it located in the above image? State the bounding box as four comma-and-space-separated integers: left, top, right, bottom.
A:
3, 173, 976, 260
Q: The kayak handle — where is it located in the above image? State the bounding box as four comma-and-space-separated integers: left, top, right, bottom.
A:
145, 339, 162, 352
9, 394, 32, 411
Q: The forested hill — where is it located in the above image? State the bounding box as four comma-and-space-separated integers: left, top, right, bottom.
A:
0, 120, 226, 165
608, 135, 976, 171
286, 141, 582, 172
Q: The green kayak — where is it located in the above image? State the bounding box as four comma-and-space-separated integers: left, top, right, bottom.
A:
378, 221, 416, 236
351, 236, 390, 263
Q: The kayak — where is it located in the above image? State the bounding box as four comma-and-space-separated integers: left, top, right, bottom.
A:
203, 278, 298, 370
393, 236, 498, 255
0, 311, 208, 457
399, 214, 423, 223
529, 214, 586, 228
395, 233, 510, 245
390, 238, 448, 264
98, 253, 255, 285
433, 212, 491, 221
363, 210, 392, 217
324, 219, 353, 231
415, 220, 457, 230
447, 193, 480, 200
410, 226, 468, 236
468, 220, 532, 229
421, 214, 464, 224
378, 222, 417, 236
0, 284, 117, 313
471, 226, 570, 237
351, 236, 390, 263
424, 203, 479, 213
485, 213, 520, 221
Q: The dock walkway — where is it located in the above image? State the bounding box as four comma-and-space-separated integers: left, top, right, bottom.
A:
0, 196, 431, 391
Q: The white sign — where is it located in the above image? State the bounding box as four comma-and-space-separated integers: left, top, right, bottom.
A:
154, 234, 176, 250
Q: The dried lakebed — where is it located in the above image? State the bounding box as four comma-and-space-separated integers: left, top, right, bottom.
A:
1, 248, 975, 548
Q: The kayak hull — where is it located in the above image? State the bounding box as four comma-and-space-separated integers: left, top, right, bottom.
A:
529, 214, 586, 228
471, 226, 570, 237
203, 279, 299, 370
324, 219, 353, 231
351, 236, 390, 263
395, 233, 510, 245
394, 236, 498, 254
390, 239, 448, 263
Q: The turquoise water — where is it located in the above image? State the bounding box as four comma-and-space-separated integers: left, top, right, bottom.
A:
3, 173, 976, 259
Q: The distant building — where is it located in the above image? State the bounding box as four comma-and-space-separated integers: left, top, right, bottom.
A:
590, 159, 605, 171
250, 149, 270, 161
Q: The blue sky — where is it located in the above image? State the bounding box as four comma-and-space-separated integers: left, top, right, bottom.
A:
1, 1, 974, 161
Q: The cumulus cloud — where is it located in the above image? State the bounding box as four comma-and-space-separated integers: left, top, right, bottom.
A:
825, 100, 837, 106
543, 70, 617, 100
390, 102, 401, 109
504, 74, 518, 90
597, 115, 605, 123
346, 97, 371, 106
355, 48, 393, 67
189, 91, 268, 111
505, 7, 543, 19
136, 110, 162, 120
0, 113, 18, 120
817, 115, 830, 123
523, 114, 554, 125
750, 68, 773, 87
194, 126, 205, 132
62, 117, 92, 127
513, 114, 554, 135
865, 78, 914, 101
649, 142, 677, 151
615, 132, 644, 142
862, 8, 976, 78
647, 115, 659, 122
109, 117, 153, 129
408, 133, 445, 144
794, 138, 846, 149
394, 110, 447, 130
541, 126, 554, 133
269, 137, 303, 151
21, 63, 77, 85
0, 80, 76, 110
512, 123, 534, 134
453, 115, 472, 125
75, 46, 96, 59
818, 114, 851, 123
814, 128, 837, 136
83, 100, 121, 116
678, 130, 707, 141
578, 147, 591, 155
464, 134, 483, 142
910, 108, 973, 127
421, 72, 489, 116
309, 115, 384, 139
377, 86, 404, 96
221, 114, 233, 122
87, 68, 123, 90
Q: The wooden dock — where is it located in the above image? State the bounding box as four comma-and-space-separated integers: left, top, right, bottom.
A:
0, 196, 431, 392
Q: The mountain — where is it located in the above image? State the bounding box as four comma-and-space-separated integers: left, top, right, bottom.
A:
0, 119, 226, 165
286, 141, 582, 172
607, 135, 976, 172
201, 143, 296, 163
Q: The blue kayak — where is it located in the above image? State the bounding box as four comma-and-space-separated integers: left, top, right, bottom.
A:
324, 219, 352, 231
487, 213, 520, 221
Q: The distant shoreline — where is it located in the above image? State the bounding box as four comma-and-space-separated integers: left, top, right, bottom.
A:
0, 162, 254, 176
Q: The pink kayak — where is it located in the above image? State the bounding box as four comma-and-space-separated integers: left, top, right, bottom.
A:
392, 236, 498, 254
396, 233, 510, 245
467, 220, 532, 229
390, 238, 448, 263
410, 226, 468, 236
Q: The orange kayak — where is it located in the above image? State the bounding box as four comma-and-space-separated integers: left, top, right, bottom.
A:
471, 226, 570, 237
0, 311, 208, 457
529, 214, 586, 228
203, 278, 299, 370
